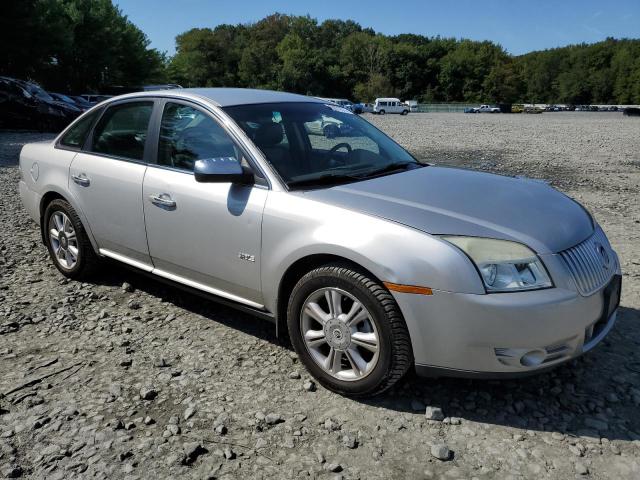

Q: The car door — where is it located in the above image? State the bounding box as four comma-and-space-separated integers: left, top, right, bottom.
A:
142, 100, 268, 307
68, 99, 156, 268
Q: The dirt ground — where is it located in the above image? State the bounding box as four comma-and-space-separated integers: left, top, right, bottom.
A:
1, 112, 639, 479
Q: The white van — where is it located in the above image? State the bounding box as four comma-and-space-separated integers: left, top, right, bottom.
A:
374, 98, 409, 115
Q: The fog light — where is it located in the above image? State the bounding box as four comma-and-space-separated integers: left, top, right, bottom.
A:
519, 349, 546, 367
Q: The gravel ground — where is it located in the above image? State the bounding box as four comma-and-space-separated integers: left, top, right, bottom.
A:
1, 112, 639, 480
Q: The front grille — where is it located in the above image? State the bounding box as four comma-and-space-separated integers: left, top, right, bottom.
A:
559, 228, 616, 296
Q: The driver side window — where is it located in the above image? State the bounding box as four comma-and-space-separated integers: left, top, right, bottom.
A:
158, 102, 245, 172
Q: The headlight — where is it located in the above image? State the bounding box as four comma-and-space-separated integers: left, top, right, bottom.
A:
441, 236, 552, 292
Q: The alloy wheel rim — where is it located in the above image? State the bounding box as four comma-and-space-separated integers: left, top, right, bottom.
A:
300, 287, 380, 381
48, 211, 79, 270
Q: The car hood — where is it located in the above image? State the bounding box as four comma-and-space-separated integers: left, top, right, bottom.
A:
298, 166, 593, 254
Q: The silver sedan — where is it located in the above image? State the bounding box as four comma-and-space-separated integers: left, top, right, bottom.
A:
18, 89, 621, 396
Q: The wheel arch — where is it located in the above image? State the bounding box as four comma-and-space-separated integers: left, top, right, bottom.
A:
275, 253, 386, 338
39, 189, 99, 253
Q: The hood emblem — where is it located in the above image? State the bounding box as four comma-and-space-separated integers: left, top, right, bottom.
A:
594, 242, 610, 269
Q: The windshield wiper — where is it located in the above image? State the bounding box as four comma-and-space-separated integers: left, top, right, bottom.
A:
360, 161, 423, 179
287, 173, 361, 189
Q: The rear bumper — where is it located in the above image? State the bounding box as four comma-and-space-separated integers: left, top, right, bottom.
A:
393, 274, 621, 377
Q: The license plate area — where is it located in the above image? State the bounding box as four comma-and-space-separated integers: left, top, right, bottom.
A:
586, 275, 621, 343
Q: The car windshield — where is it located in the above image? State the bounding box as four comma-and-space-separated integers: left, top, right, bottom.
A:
223, 102, 421, 188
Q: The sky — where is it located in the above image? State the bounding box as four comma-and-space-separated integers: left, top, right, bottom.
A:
114, 0, 640, 56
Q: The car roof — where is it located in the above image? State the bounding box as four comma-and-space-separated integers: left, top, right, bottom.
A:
104, 88, 324, 107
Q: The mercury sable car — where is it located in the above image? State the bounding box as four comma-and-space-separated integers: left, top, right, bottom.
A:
18, 88, 621, 396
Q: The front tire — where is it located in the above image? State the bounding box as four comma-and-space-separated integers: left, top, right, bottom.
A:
378, 109, 385, 115
44, 199, 99, 279
287, 264, 413, 397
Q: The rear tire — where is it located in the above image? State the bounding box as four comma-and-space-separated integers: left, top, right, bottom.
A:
378, 110, 385, 115
287, 263, 413, 397
44, 199, 99, 280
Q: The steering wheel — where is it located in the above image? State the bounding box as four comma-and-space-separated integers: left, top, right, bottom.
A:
329, 142, 352, 157
327, 142, 352, 167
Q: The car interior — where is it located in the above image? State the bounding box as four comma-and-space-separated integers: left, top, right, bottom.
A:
92, 102, 153, 160
226, 104, 392, 183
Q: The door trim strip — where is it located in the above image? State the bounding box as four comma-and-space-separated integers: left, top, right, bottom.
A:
100, 248, 154, 272
98, 248, 265, 310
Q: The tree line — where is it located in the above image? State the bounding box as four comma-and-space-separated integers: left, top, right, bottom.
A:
1, 0, 166, 92
2, 5, 639, 105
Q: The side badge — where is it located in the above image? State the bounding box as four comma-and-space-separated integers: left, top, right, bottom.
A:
238, 253, 255, 263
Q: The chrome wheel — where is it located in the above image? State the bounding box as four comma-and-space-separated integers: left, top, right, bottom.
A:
48, 211, 79, 270
300, 287, 380, 381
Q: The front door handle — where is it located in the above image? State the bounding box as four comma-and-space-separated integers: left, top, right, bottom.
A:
71, 173, 90, 187
149, 193, 176, 209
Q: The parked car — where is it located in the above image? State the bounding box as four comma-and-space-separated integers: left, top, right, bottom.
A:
360, 103, 374, 113
318, 98, 355, 112
19, 88, 621, 396
374, 98, 409, 115
80, 94, 113, 105
623, 107, 640, 117
50, 93, 88, 112
352, 103, 364, 114
477, 104, 501, 113
0, 76, 79, 131
406, 100, 419, 112
69, 96, 93, 110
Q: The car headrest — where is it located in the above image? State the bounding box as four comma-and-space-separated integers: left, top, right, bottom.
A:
254, 122, 283, 146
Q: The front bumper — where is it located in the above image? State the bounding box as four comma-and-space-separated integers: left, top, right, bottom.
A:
394, 274, 621, 377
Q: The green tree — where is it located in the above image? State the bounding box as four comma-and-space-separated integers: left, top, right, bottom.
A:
0, 0, 166, 92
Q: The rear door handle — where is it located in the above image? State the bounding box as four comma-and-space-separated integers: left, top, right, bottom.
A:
149, 193, 176, 209
71, 173, 90, 187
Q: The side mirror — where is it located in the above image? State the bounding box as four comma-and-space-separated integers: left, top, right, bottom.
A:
194, 157, 254, 184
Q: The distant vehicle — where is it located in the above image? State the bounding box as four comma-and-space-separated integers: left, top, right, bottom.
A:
477, 104, 500, 113
80, 94, 113, 105
0, 76, 80, 131
374, 98, 409, 115
406, 100, 419, 112
143, 84, 183, 91
511, 104, 524, 113
360, 103, 374, 113
464, 107, 478, 113
623, 107, 640, 117
69, 96, 93, 110
318, 98, 355, 112
524, 106, 544, 114
352, 103, 364, 114
50, 93, 88, 112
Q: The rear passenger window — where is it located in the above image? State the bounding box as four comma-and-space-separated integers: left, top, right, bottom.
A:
59, 109, 100, 149
157, 102, 244, 172
91, 102, 153, 161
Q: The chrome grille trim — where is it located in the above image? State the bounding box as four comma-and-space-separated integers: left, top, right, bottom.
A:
559, 228, 615, 296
